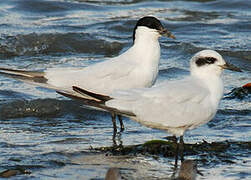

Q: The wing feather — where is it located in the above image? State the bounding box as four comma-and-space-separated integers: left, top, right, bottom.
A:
44, 58, 136, 94
56, 89, 135, 117
106, 77, 213, 128
0, 67, 45, 78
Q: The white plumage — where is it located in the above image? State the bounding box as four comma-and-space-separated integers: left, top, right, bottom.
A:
44, 27, 162, 94
106, 77, 216, 137
58, 50, 241, 137
105, 50, 239, 136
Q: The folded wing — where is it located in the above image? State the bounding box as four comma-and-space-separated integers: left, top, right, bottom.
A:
106, 78, 214, 129
0, 55, 136, 94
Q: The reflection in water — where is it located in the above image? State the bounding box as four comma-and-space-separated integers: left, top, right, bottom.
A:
104, 160, 202, 180
113, 131, 123, 147
105, 168, 121, 180
174, 160, 202, 180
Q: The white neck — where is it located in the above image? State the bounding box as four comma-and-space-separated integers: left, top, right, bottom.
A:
134, 26, 160, 44
132, 26, 161, 62
118, 26, 161, 87
191, 71, 224, 108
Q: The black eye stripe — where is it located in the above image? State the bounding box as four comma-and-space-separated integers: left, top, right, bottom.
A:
195, 57, 217, 67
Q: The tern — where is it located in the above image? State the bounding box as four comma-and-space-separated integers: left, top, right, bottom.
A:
0, 16, 175, 134
57, 50, 242, 162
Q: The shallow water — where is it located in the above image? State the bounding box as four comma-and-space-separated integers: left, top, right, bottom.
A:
0, 0, 250, 179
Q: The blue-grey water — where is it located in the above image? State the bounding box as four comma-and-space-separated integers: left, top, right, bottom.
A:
0, 0, 250, 179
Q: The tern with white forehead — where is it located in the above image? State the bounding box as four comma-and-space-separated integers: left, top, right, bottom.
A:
0, 16, 175, 135
57, 50, 242, 161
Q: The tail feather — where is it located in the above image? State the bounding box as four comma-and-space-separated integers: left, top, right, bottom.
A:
57, 89, 135, 117
73, 86, 112, 102
0, 67, 45, 78
0, 67, 48, 83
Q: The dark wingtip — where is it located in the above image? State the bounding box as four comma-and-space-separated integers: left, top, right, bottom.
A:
58, 88, 135, 117
72, 86, 112, 102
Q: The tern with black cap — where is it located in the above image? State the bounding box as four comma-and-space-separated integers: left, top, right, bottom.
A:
0, 16, 175, 136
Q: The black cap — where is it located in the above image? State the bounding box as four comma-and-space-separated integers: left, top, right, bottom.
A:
132, 16, 175, 42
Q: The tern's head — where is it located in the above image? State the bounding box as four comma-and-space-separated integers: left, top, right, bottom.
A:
190, 50, 242, 77
133, 16, 175, 43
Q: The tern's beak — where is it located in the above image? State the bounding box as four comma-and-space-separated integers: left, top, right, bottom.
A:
219, 62, 242, 72
158, 28, 176, 39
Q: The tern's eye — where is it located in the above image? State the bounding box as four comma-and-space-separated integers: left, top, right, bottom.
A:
195, 57, 217, 67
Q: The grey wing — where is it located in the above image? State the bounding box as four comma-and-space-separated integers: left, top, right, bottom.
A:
106, 78, 213, 128
45, 58, 136, 93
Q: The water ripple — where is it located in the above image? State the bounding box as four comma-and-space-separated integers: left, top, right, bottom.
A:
0, 33, 123, 58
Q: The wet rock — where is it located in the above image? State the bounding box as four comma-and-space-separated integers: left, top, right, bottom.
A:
93, 140, 250, 165
0, 170, 20, 178
224, 83, 251, 100
0, 167, 31, 178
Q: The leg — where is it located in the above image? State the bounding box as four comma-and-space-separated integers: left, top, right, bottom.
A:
174, 136, 179, 169
118, 115, 124, 132
111, 112, 117, 136
170, 136, 179, 179
180, 136, 184, 162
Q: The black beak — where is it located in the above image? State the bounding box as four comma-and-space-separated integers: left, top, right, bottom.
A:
158, 28, 176, 39
219, 62, 242, 72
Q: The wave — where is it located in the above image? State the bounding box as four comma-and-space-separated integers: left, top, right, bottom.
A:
0, 97, 108, 119
0, 98, 76, 119
0, 33, 123, 58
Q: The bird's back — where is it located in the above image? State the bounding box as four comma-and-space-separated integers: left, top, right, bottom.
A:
106, 77, 216, 135
45, 39, 160, 94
